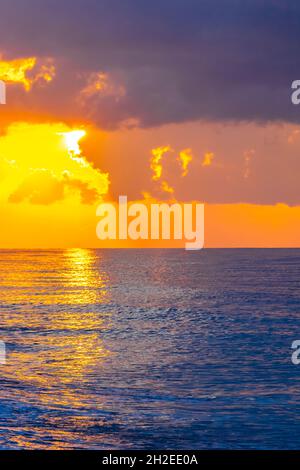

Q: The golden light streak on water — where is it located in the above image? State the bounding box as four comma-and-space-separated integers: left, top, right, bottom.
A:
0, 249, 112, 448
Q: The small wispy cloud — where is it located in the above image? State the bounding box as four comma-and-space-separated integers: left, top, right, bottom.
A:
178, 148, 193, 177
202, 152, 214, 167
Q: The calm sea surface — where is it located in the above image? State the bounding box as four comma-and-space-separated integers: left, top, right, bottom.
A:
0, 249, 299, 449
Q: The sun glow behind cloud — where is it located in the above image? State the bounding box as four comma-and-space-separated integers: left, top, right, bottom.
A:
150, 145, 172, 181
0, 123, 109, 206
59, 130, 89, 167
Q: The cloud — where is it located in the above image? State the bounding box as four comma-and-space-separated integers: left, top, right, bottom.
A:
150, 145, 172, 181
91, 120, 300, 206
9, 170, 64, 204
0, 0, 299, 128
0, 54, 55, 90
9, 170, 100, 205
65, 176, 100, 204
178, 148, 193, 176
202, 152, 214, 167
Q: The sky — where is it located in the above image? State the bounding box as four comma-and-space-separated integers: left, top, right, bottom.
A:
0, 0, 299, 247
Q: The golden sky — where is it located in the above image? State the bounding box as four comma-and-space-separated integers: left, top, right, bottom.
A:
0, 54, 299, 247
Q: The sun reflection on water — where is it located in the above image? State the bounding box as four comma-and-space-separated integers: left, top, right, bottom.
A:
0, 249, 113, 447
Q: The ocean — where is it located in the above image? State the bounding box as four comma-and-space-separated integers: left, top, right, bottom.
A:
0, 248, 299, 449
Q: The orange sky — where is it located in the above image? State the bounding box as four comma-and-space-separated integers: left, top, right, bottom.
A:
0, 55, 299, 248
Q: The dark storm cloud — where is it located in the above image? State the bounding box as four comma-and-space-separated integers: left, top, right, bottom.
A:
1, 0, 300, 128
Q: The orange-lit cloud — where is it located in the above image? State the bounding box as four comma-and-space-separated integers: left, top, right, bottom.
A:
150, 145, 172, 181
149, 145, 176, 196
9, 170, 100, 205
0, 55, 55, 91
178, 148, 193, 176
202, 151, 214, 167
160, 180, 175, 194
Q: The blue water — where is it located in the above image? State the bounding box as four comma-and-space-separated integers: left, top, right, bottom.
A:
0, 248, 299, 449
